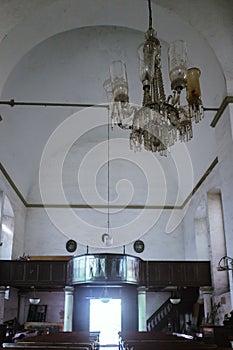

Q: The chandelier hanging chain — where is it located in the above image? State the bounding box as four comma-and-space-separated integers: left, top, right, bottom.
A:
101, 108, 113, 247
107, 108, 110, 234
157, 68, 166, 103
148, 0, 153, 30
147, 0, 166, 106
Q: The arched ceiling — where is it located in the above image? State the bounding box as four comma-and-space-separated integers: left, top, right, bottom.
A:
155, 0, 233, 93
0, 0, 232, 91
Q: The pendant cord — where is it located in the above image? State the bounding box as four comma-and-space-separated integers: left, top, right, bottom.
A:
148, 0, 153, 29
107, 110, 110, 233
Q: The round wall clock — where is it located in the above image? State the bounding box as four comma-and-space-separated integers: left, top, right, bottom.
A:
133, 240, 145, 253
66, 239, 77, 253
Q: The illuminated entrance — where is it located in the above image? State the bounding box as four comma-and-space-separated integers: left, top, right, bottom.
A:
89, 298, 121, 345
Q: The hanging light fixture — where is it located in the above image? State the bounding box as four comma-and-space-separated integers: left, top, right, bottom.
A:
100, 287, 112, 303
29, 286, 40, 305
170, 288, 181, 305
104, 0, 203, 156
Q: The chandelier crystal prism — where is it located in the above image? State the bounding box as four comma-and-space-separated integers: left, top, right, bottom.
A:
104, 0, 204, 156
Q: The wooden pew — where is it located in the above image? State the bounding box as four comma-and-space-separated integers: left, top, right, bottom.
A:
121, 341, 218, 350
20, 331, 96, 344
119, 331, 218, 350
119, 330, 186, 345
3, 346, 91, 350
18, 332, 92, 342
2, 331, 98, 350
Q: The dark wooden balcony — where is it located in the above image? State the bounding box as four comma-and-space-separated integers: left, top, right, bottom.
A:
0, 255, 211, 290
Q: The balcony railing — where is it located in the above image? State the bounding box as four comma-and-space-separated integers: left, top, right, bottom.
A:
67, 254, 143, 285
0, 255, 211, 289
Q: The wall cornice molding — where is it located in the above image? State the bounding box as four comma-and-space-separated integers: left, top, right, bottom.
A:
0, 162, 27, 206
0, 157, 218, 210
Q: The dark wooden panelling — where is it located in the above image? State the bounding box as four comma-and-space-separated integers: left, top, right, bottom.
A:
52, 262, 67, 282
0, 261, 11, 280
0, 260, 67, 288
0, 259, 210, 290
25, 262, 39, 282
11, 262, 25, 282
38, 262, 52, 281
146, 261, 211, 288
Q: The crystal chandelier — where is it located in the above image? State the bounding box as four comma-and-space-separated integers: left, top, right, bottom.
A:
104, 0, 203, 156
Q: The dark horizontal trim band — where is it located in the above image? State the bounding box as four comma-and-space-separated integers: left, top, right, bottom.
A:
0, 162, 27, 206
182, 157, 218, 208
26, 203, 180, 210
211, 96, 233, 128
0, 157, 218, 210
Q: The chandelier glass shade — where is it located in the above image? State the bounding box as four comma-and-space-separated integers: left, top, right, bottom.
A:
104, 0, 204, 156
29, 297, 40, 305
29, 286, 40, 304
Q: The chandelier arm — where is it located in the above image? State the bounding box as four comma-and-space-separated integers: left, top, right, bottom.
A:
203, 107, 219, 112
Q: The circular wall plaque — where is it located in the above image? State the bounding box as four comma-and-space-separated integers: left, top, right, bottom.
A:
66, 239, 77, 253
133, 240, 145, 253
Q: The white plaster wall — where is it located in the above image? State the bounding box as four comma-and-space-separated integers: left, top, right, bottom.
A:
194, 217, 209, 260
207, 191, 229, 296
4, 287, 18, 322
182, 166, 221, 261
15, 291, 65, 325
0, 170, 26, 259
193, 196, 209, 260
230, 104, 233, 136
24, 208, 184, 260
1, 215, 14, 259
146, 291, 170, 320
30, 291, 64, 324
214, 291, 232, 326
215, 106, 233, 307
181, 104, 233, 320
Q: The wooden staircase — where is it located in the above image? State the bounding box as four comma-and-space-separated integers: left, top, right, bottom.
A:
147, 288, 200, 332
147, 298, 174, 332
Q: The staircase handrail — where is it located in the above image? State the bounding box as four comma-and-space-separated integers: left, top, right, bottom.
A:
147, 298, 173, 331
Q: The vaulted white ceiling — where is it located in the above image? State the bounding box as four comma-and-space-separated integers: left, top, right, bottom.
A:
0, 0, 232, 211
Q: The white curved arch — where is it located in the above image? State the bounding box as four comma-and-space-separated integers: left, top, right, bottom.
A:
0, 0, 226, 101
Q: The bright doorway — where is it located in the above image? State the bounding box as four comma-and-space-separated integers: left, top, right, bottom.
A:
89, 298, 121, 345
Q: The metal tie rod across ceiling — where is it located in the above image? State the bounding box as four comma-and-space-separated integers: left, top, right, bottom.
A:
0, 98, 219, 111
